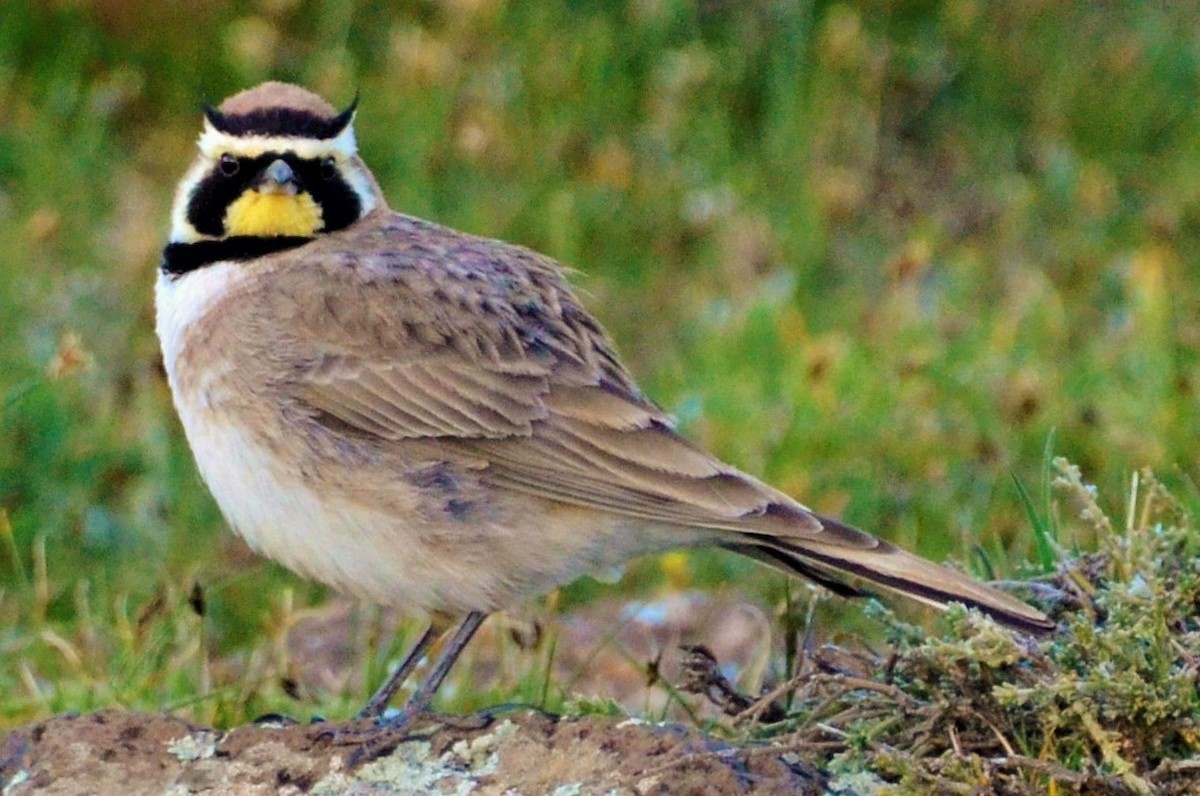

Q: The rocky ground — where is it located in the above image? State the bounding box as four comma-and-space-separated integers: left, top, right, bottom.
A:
0, 708, 814, 795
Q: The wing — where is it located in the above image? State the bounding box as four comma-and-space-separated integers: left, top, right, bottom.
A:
261, 211, 834, 539
265, 213, 834, 539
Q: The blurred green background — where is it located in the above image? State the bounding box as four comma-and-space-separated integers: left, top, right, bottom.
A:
2, 0, 1199, 726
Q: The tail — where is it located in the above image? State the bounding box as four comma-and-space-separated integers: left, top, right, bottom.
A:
727, 514, 1054, 635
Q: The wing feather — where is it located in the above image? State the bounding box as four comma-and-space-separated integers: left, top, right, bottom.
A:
267, 215, 863, 543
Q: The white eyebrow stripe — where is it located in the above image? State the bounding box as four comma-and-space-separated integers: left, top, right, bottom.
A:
197, 122, 358, 160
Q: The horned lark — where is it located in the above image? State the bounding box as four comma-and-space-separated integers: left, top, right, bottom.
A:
157, 82, 1052, 722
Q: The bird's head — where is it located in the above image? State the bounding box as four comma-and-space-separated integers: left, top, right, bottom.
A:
168, 82, 381, 247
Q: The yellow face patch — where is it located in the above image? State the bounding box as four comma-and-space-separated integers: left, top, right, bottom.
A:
223, 190, 324, 238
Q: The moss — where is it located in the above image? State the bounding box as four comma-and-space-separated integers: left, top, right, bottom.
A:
718, 461, 1200, 794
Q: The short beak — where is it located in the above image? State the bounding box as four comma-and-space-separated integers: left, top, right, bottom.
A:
256, 159, 300, 195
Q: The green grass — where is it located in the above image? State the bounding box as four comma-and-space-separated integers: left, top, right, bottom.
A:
3, 0, 1200, 762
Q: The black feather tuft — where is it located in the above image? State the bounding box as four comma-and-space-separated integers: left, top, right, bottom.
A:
203, 96, 357, 140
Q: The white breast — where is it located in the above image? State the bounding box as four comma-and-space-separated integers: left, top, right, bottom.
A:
155, 267, 446, 609
155, 264, 242, 378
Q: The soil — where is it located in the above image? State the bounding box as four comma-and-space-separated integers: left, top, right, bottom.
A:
0, 708, 816, 795
0, 591, 830, 795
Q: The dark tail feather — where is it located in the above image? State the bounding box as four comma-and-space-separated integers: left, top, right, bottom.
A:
728, 515, 1055, 635
724, 543, 867, 599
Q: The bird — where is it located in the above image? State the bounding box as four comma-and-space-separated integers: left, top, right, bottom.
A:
156, 81, 1053, 726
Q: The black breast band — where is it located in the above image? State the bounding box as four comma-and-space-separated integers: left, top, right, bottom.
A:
160, 236, 313, 275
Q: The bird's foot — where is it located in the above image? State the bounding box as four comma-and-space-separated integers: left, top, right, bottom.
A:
312, 704, 502, 767
311, 701, 440, 766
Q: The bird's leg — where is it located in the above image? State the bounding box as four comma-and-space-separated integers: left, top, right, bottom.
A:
378, 611, 487, 731
317, 612, 489, 759
329, 612, 488, 766
357, 623, 440, 719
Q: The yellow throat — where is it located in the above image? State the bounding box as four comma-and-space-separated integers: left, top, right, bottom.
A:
224, 190, 324, 238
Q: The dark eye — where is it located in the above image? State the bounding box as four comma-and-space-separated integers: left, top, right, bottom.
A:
218, 154, 239, 176
319, 157, 338, 180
